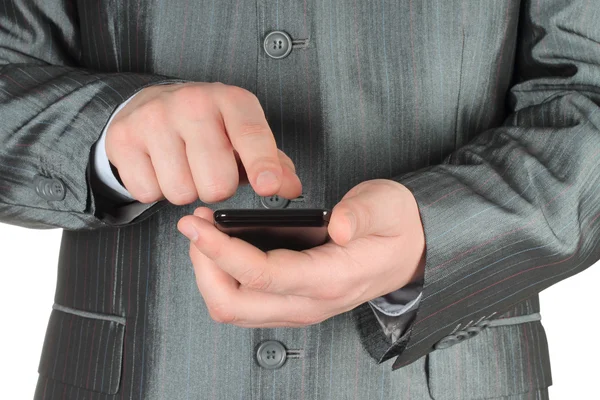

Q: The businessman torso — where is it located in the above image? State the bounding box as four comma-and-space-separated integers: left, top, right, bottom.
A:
34, 1, 551, 399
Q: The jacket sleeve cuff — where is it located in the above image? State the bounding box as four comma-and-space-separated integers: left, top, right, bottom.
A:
352, 167, 511, 369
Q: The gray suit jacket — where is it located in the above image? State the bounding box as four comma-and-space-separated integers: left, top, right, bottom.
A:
1, 1, 599, 399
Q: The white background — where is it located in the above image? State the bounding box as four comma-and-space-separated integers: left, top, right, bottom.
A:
0, 223, 598, 399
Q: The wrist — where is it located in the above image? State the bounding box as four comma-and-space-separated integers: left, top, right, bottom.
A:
404, 186, 426, 284
413, 245, 426, 283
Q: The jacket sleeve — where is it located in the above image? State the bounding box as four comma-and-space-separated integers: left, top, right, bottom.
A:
0, 0, 184, 230
353, 0, 600, 370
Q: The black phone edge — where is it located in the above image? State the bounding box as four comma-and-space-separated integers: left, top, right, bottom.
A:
213, 208, 330, 227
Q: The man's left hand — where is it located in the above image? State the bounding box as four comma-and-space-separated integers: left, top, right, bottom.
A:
177, 179, 426, 328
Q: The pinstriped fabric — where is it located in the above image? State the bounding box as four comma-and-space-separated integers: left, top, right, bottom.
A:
381, 0, 600, 374
1, 0, 598, 399
0, 1, 183, 230
38, 309, 125, 395
497, 297, 540, 320
426, 318, 551, 399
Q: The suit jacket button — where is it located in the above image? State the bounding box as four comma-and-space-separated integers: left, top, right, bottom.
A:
263, 31, 293, 59
434, 334, 460, 350
33, 174, 47, 198
477, 319, 491, 329
455, 330, 470, 342
261, 194, 290, 209
33, 174, 66, 201
47, 179, 66, 200
256, 340, 287, 369
465, 326, 482, 337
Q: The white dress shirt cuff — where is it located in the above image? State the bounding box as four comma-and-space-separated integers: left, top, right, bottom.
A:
92, 93, 139, 202
367, 280, 423, 317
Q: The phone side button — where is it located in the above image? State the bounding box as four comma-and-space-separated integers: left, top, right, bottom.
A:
260, 194, 290, 209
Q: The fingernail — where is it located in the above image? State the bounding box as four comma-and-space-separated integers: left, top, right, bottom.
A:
179, 224, 198, 242
257, 170, 278, 187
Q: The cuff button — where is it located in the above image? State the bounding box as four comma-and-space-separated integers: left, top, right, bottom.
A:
33, 174, 66, 201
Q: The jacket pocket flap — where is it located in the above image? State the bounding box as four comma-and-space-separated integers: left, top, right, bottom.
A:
38, 305, 126, 395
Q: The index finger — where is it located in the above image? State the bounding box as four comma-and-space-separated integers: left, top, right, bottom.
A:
215, 85, 296, 197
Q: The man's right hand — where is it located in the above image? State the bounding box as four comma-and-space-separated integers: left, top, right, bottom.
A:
105, 82, 302, 205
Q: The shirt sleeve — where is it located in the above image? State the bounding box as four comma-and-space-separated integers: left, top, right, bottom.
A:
368, 281, 423, 317
90, 93, 138, 203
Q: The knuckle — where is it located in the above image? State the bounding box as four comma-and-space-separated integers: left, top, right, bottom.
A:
138, 99, 168, 126
106, 125, 139, 161
173, 84, 200, 99
222, 84, 256, 102
128, 180, 162, 203
106, 119, 131, 145
277, 150, 296, 172
165, 185, 197, 205
175, 85, 212, 110
238, 122, 270, 139
346, 201, 370, 230
304, 253, 341, 301
294, 313, 321, 327
249, 157, 280, 177
198, 180, 235, 203
240, 268, 272, 291
316, 284, 344, 301
166, 192, 197, 206
134, 190, 162, 204
207, 301, 236, 324
208, 81, 227, 92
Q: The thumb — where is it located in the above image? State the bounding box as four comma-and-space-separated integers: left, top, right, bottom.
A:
328, 180, 409, 246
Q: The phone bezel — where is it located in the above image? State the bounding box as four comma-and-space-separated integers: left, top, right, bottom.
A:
213, 208, 330, 227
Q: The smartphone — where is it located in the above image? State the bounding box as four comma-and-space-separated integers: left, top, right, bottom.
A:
213, 208, 331, 251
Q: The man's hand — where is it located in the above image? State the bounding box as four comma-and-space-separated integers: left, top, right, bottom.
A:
177, 179, 426, 327
106, 82, 302, 204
